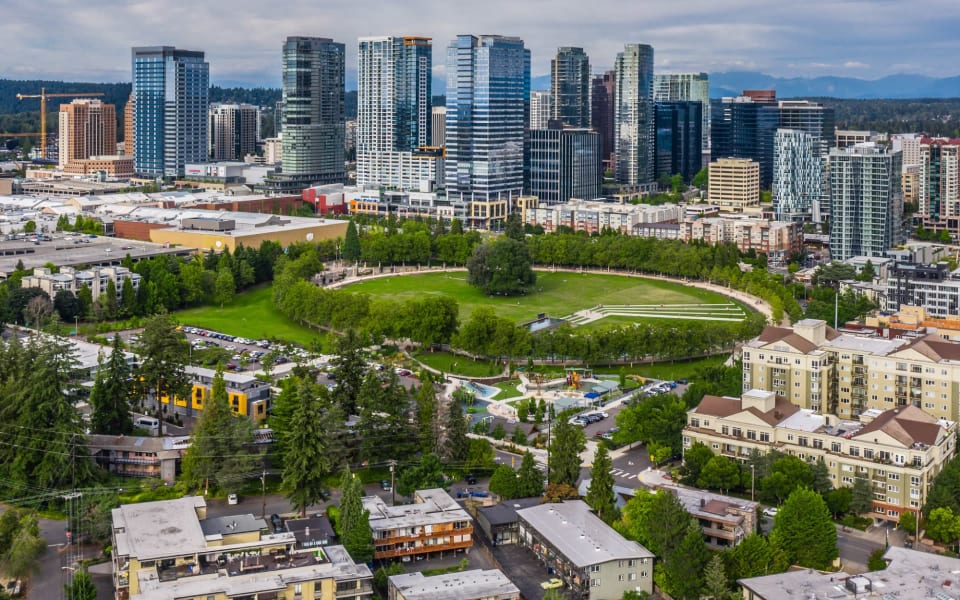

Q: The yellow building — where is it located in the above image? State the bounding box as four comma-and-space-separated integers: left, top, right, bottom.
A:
158, 366, 272, 423
468, 198, 508, 229
707, 158, 760, 212
145, 212, 348, 252
112, 496, 373, 600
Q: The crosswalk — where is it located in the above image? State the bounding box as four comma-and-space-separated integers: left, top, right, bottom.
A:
609, 467, 641, 481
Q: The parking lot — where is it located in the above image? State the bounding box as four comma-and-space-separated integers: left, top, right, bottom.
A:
179, 325, 315, 371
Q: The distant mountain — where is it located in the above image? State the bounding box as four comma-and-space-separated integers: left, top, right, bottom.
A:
710, 72, 960, 99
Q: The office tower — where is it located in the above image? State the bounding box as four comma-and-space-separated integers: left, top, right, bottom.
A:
132, 46, 209, 177
529, 122, 602, 205
710, 91, 779, 189
773, 129, 823, 222
836, 130, 877, 149
917, 138, 960, 237
208, 103, 259, 161
551, 47, 590, 128
778, 100, 834, 157
530, 91, 553, 130
614, 44, 655, 186
356, 36, 434, 190
708, 158, 760, 212
280, 36, 345, 184
654, 73, 710, 152
829, 143, 904, 261
654, 101, 702, 183
591, 71, 615, 168
274, 100, 284, 135
123, 94, 134, 158
445, 34, 530, 202
58, 99, 116, 169
431, 107, 446, 147
892, 133, 922, 169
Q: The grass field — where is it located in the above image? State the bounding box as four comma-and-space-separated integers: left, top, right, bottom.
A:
411, 350, 501, 377
175, 286, 327, 348
492, 379, 524, 400
346, 271, 736, 324
591, 355, 729, 381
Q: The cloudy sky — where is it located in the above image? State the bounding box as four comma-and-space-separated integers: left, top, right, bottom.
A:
3, 0, 958, 87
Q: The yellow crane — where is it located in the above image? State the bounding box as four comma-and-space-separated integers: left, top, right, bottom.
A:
16, 87, 105, 159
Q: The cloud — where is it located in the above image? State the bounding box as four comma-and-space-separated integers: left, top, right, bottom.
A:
0, 0, 956, 86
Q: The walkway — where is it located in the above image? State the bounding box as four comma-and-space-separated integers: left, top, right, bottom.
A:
562, 302, 747, 326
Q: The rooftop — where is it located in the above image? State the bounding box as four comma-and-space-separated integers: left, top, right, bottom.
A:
112, 496, 209, 561
516, 500, 653, 568
363, 488, 471, 531
477, 497, 542, 526
659, 485, 758, 526
199, 514, 268, 538
388, 569, 520, 600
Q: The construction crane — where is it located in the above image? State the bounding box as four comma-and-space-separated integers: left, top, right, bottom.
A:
16, 87, 105, 159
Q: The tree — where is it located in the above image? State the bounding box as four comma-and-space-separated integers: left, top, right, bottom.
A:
697, 456, 741, 494
330, 329, 365, 416
53, 289, 82, 323
850, 477, 873, 515
615, 393, 687, 458
770, 487, 838, 570
825, 487, 852, 518
1, 511, 44, 579
89, 335, 134, 435
214, 267, 235, 307
397, 453, 447, 497
77, 284, 93, 318
585, 444, 617, 523
415, 374, 438, 455
703, 554, 730, 600
618, 490, 691, 559
926, 507, 960, 544
516, 452, 544, 497
134, 313, 191, 436
120, 277, 137, 317
444, 397, 469, 464
465, 237, 536, 296
24, 294, 53, 331
64, 569, 97, 600
692, 166, 708, 189
812, 457, 832, 494
465, 437, 496, 474
662, 520, 710, 599
488, 464, 519, 499
510, 424, 527, 446
338, 468, 374, 563
548, 418, 585, 488
726, 534, 788, 581
281, 379, 332, 516
679, 442, 715, 485
23, 220, 35, 233
342, 219, 361, 262
867, 548, 888, 571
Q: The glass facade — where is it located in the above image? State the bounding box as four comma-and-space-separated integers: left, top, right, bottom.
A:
132, 46, 209, 177
591, 71, 615, 167
773, 129, 824, 222
654, 101, 702, 183
551, 47, 590, 128
529, 125, 602, 205
654, 73, 710, 152
614, 44, 655, 186
445, 35, 530, 201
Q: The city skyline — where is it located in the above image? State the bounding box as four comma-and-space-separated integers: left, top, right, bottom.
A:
3, 0, 958, 86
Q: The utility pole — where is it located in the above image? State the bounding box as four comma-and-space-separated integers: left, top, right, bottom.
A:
388, 460, 397, 505
260, 470, 267, 519
751, 464, 755, 502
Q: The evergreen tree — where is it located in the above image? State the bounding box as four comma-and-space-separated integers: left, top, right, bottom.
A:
516, 451, 545, 497
662, 520, 710, 599
89, 335, 134, 435
281, 379, 332, 517
104, 279, 119, 319
64, 569, 97, 600
585, 444, 617, 523
850, 477, 873, 515
120, 277, 137, 317
444, 396, 469, 464
134, 313, 191, 436
511, 424, 527, 446
770, 487, 838, 570
214, 267, 235, 307
812, 457, 832, 494
331, 329, 366, 416
338, 468, 374, 563
358, 370, 415, 464
342, 219, 361, 262
415, 373, 438, 455
726, 533, 789, 581
702, 554, 730, 600
548, 418, 586, 488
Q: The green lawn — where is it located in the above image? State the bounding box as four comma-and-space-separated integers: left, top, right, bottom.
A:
591, 355, 729, 381
411, 350, 501, 377
175, 286, 327, 348
492, 379, 524, 400
345, 271, 736, 324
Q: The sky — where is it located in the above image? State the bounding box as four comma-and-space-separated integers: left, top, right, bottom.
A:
2, 0, 959, 87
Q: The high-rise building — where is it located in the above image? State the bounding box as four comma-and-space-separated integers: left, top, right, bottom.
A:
614, 44, 655, 186
654, 101, 702, 183
131, 46, 209, 177
654, 73, 710, 152
356, 35, 434, 190
707, 158, 760, 212
892, 133, 922, 169
916, 138, 960, 238
829, 143, 904, 261
431, 106, 446, 147
58, 99, 117, 169
208, 103, 259, 161
445, 34, 530, 204
551, 47, 590, 128
528, 122, 602, 205
773, 129, 824, 222
530, 91, 553, 130
591, 71, 615, 168
280, 36, 345, 185
710, 92, 779, 189
777, 100, 834, 158
123, 94, 134, 158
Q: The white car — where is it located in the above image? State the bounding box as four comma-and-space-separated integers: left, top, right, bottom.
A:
763, 507, 778, 517
227, 493, 239, 505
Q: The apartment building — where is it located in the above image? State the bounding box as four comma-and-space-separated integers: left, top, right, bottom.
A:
111, 496, 373, 600
886, 261, 960, 319
523, 199, 681, 235
87, 435, 185, 483
684, 390, 956, 524
708, 158, 760, 212
59, 99, 117, 169
679, 217, 801, 265
387, 569, 520, 600
516, 500, 655, 599
23, 265, 141, 300
157, 365, 272, 423
364, 489, 473, 561
658, 485, 758, 549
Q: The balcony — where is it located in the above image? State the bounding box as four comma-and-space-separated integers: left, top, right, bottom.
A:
336, 582, 374, 597
374, 539, 472, 559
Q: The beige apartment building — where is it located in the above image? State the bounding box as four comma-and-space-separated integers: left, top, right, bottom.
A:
23, 266, 141, 300
364, 489, 473, 561
59, 98, 117, 169
707, 158, 760, 212
684, 390, 957, 524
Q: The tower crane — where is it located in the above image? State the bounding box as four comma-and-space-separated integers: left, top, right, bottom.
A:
16, 87, 105, 159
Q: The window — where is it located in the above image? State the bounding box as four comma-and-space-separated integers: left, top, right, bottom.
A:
590, 565, 601, 573
721, 426, 729, 436
618, 574, 625, 582
849, 446, 860, 457
591, 579, 600, 587
732, 427, 742, 438
629, 573, 637, 581
888, 473, 899, 481
628, 559, 636, 567
831, 442, 841, 452
690, 418, 700, 428
759, 432, 770, 442
863, 449, 874, 459
747, 430, 757, 440
911, 476, 921, 486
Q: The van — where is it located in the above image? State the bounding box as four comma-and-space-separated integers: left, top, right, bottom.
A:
135, 416, 160, 432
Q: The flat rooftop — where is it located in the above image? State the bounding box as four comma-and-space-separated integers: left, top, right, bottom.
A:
516, 500, 653, 568
363, 488, 471, 531
0, 233, 191, 277
389, 569, 520, 600
112, 496, 209, 561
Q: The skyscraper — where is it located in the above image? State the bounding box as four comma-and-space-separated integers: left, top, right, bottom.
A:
777, 100, 834, 158
529, 123, 602, 205
551, 47, 590, 128
654, 101, 702, 183
132, 46, 209, 177
773, 129, 823, 222
431, 107, 446, 147
829, 143, 904, 261
654, 73, 710, 153
280, 36, 345, 184
917, 138, 960, 238
530, 91, 553, 130
710, 92, 779, 188
208, 103, 259, 161
591, 71, 615, 168
58, 99, 117, 169
356, 36, 434, 190
445, 35, 530, 202
123, 94, 134, 158
614, 44, 655, 186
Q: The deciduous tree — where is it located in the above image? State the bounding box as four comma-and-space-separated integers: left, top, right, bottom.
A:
770, 487, 838, 570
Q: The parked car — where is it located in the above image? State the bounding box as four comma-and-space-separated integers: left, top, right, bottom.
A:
270, 514, 283, 533
465, 474, 477, 485
380, 480, 392, 491
762, 507, 778, 517
227, 493, 239, 505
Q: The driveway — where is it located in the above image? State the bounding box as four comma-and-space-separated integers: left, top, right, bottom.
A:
488, 544, 549, 600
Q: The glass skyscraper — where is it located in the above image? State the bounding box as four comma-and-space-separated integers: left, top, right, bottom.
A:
614, 44, 655, 186
529, 124, 602, 205
131, 46, 209, 177
654, 101, 702, 183
711, 94, 779, 188
654, 73, 710, 153
445, 35, 530, 201
591, 71, 615, 168
551, 47, 590, 128
773, 129, 823, 222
